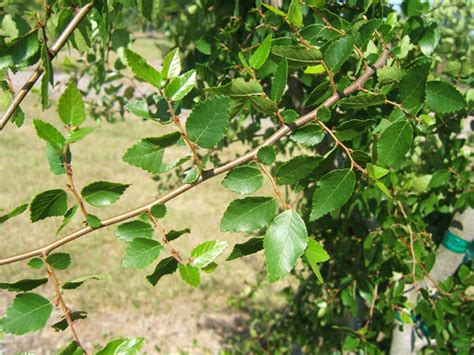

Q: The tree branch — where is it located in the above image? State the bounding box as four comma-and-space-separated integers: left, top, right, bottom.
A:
0, 2, 94, 131
0, 46, 391, 266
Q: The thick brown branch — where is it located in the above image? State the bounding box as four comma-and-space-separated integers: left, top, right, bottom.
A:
0, 2, 94, 131
0, 46, 391, 266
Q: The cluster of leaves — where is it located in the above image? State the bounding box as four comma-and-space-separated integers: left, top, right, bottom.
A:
0, 0, 472, 353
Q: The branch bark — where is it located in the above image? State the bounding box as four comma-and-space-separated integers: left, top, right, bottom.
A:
0, 46, 391, 266
0, 2, 94, 131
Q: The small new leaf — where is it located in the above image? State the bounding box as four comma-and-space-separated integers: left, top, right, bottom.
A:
161, 48, 181, 80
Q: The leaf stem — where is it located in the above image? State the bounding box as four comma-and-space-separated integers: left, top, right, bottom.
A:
257, 161, 290, 209
43, 256, 87, 353
147, 211, 184, 263
62, 145, 88, 219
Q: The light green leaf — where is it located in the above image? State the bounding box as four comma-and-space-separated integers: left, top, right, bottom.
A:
276, 156, 321, 185
46, 253, 71, 270
30, 189, 68, 222
191, 240, 228, 268
55, 205, 77, 235
271, 58, 288, 102
0, 278, 48, 292
67, 127, 95, 143
304, 64, 325, 74
220, 197, 277, 233
81, 181, 130, 207
324, 35, 354, 73
27, 258, 44, 269
304, 238, 330, 283
40, 43, 52, 110
249, 34, 272, 70
0, 30, 39, 70
125, 48, 162, 88
338, 94, 386, 109
282, 109, 298, 124
161, 48, 181, 80
86, 214, 101, 228
419, 24, 440, 56
272, 45, 322, 66
262, 3, 287, 17
257, 146, 276, 165
62, 274, 107, 290
146, 257, 178, 286
57, 81, 86, 126
400, 60, 430, 114
182, 166, 200, 184
227, 237, 264, 261
0, 293, 52, 335
306, 0, 326, 8
425, 81, 467, 114
310, 169, 356, 220
164, 69, 196, 101
288, 0, 303, 28
186, 95, 231, 148
264, 209, 308, 282
123, 132, 185, 174
377, 119, 413, 167
122, 238, 163, 269
114, 220, 153, 242
367, 164, 389, 179
96, 337, 144, 355
0, 203, 28, 224
178, 264, 200, 287
33, 119, 66, 153
290, 124, 324, 147
46, 144, 69, 175
222, 164, 263, 195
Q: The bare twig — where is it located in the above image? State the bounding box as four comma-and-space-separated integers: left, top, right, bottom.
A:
0, 46, 391, 266
0, 2, 94, 131
44, 256, 87, 353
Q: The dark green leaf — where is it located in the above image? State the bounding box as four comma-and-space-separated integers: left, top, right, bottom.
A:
62, 274, 107, 290
46, 144, 69, 175
290, 124, 324, 147
122, 238, 163, 269
86, 214, 102, 228
272, 45, 322, 66
47, 253, 71, 270
271, 58, 287, 102
220, 197, 277, 233
81, 181, 130, 207
56, 205, 78, 235
377, 119, 413, 167
150, 204, 167, 218
222, 164, 263, 195
166, 228, 191, 241
0, 278, 48, 292
257, 146, 276, 165
27, 258, 44, 269
0, 30, 39, 70
30, 189, 68, 222
338, 94, 386, 109
227, 237, 264, 261
264, 209, 308, 282
276, 156, 321, 185
324, 35, 354, 73
310, 169, 356, 220
67, 127, 95, 143
146, 257, 178, 286
52, 311, 87, 331
400, 60, 430, 114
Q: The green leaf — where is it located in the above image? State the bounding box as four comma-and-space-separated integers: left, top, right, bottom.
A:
257, 146, 276, 165
0, 293, 52, 335
33, 119, 66, 153
282, 109, 298, 124
0, 278, 48, 292
425, 81, 467, 114
182, 166, 200, 184
161, 48, 181, 80
338, 94, 386, 109
304, 64, 325, 74
222, 164, 263, 195
290, 124, 324, 147
400, 60, 430, 114
249, 34, 272, 70
81, 181, 130, 207
0, 30, 39, 70
272, 45, 322, 66
178, 264, 200, 287
67, 127, 95, 143
227, 237, 264, 261
150, 204, 167, 218
52, 311, 87, 332
30, 189, 68, 222
46, 253, 71, 270
57, 81, 86, 126
164, 69, 196, 101
354, 19, 382, 51
307, 0, 326, 8
276, 156, 321, 185
0, 203, 27, 224
191, 240, 228, 268
367, 164, 389, 179
114, 220, 153, 242
146, 257, 178, 286
40, 43, 52, 110
166, 228, 190, 241
62, 274, 107, 290
56, 205, 78, 235
287, 0, 303, 28
324, 35, 354, 73
46, 144, 69, 175
123, 132, 185, 174
59, 341, 84, 355
186, 95, 231, 149
304, 239, 330, 283
271, 58, 288, 102
262, 3, 287, 17
419, 24, 440, 56
86, 214, 102, 228
310, 169, 356, 220
220, 197, 277, 233
96, 337, 144, 355
27, 258, 44, 269
377, 119, 413, 167
121, 238, 163, 269
140, 0, 161, 23
124, 48, 161, 88
264, 209, 308, 282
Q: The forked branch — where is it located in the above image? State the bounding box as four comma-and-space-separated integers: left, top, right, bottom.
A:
0, 46, 391, 266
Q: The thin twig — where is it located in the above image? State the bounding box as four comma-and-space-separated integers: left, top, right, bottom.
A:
257, 161, 290, 209
44, 256, 87, 353
147, 211, 183, 263
0, 46, 391, 266
0, 2, 94, 131
63, 145, 88, 219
